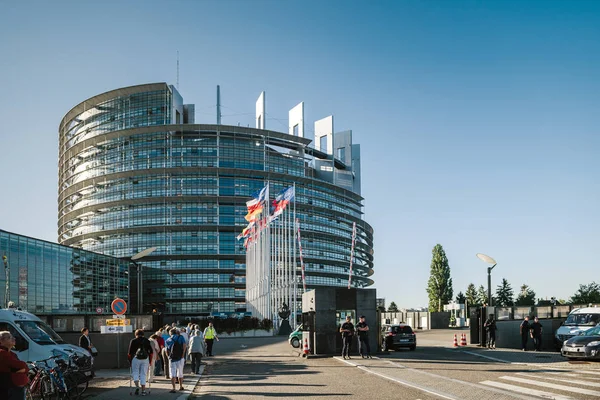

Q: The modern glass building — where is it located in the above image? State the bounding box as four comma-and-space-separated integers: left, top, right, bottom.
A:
58, 83, 374, 316
0, 229, 128, 314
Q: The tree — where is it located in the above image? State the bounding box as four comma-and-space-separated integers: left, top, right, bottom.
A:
455, 291, 466, 304
495, 278, 514, 307
387, 301, 399, 312
570, 282, 600, 305
515, 284, 536, 306
465, 283, 477, 306
426, 244, 453, 312
476, 285, 488, 305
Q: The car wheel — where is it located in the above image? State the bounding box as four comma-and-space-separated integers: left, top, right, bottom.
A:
291, 337, 300, 348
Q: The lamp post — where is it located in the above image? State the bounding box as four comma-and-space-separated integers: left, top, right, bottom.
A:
476, 253, 497, 307
131, 247, 157, 314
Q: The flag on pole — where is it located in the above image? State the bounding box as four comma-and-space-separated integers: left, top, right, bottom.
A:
347, 222, 357, 289
296, 218, 307, 291
269, 186, 295, 222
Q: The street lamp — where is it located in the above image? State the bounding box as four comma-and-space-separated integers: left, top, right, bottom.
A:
131, 247, 157, 314
476, 253, 497, 307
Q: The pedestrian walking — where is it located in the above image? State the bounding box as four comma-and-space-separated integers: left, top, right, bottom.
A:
127, 329, 153, 396
519, 316, 530, 351
530, 317, 543, 351
188, 329, 206, 374
356, 315, 372, 358
154, 330, 165, 376
0, 331, 29, 400
483, 314, 497, 349
340, 315, 355, 360
166, 328, 187, 393
78, 327, 97, 370
203, 322, 219, 357
148, 334, 161, 383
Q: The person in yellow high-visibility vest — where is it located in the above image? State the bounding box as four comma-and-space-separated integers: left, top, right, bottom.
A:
203, 322, 219, 356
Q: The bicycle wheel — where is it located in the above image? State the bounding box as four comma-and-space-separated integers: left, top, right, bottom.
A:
65, 374, 89, 400
40, 375, 58, 400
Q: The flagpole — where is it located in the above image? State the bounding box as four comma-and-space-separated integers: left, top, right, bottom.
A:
292, 183, 297, 329
347, 222, 357, 289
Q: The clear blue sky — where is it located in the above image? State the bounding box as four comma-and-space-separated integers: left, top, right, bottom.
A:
1, 1, 598, 308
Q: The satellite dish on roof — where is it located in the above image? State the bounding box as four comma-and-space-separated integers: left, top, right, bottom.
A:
132, 247, 157, 260
476, 253, 497, 265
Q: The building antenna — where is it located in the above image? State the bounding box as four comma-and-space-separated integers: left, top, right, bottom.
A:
176, 50, 180, 89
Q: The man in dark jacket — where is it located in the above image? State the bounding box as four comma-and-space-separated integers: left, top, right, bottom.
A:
483, 314, 497, 349
356, 316, 372, 358
530, 317, 543, 351
519, 316, 530, 351
340, 315, 355, 360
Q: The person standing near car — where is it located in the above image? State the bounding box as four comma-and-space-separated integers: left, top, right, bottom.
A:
356, 316, 372, 359
340, 315, 355, 360
0, 331, 29, 400
530, 317, 543, 351
483, 314, 497, 349
520, 316, 530, 351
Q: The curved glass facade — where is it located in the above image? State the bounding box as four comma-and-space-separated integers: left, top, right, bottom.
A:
59, 83, 374, 316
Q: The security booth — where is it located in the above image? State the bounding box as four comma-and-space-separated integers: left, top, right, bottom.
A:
302, 287, 376, 355
469, 307, 481, 345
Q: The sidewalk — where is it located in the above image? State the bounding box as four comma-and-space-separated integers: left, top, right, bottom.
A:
85, 364, 204, 400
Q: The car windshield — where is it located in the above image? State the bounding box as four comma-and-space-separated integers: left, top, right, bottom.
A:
564, 313, 600, 326
584, 326, 600, 336
392, 326, 413, 334
16, 321, 65, 345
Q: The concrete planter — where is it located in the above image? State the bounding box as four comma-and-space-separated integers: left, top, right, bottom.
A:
217, 329, 274, 338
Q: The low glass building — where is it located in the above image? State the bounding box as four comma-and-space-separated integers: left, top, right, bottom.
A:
0, 229, 128, 314
58, 83, 374, 317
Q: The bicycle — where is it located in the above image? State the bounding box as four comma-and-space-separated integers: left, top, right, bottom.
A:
25, 354, 89, 400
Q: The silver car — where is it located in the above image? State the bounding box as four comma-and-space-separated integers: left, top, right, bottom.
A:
561, 324, 600, 360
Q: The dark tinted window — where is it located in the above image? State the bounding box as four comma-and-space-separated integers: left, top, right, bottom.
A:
392, 326, 413, 334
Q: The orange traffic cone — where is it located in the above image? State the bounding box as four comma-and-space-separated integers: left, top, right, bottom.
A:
453, 334, 458, 347
460, 333, 467, 346
303, 338, 309, 357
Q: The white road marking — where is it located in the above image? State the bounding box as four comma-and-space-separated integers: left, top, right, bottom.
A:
480, 380, 574, 400
335, 357, 458, 399
516, 372, 600, 387
459, 350, 511, 364
500, 375, 600, 396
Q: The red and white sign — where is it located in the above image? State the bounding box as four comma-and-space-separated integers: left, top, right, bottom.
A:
96, 307, 103, 314
111, 298, 127, 315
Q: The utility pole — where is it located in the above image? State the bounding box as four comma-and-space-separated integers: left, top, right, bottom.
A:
3, 253, 9, 308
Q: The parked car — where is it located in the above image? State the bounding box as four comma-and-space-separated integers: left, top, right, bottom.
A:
289, 324, 303, 348
561, 323, 600, 360
381, 324, 416, 351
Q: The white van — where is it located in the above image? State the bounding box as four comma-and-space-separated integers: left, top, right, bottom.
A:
555, 307, 600, 344
0, 308, 91, 364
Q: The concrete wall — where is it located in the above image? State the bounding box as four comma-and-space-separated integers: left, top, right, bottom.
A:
61, 332, 134, 369
430, 312, 451, 329
302, 288, 377, 355
494, 319, 564, 351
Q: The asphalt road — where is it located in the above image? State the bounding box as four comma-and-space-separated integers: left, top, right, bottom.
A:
192, 333, 600, 400
191, 336, 438, 399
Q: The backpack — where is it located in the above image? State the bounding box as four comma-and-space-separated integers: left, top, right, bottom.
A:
168, 336, 184, 361
135, 339, 149, 360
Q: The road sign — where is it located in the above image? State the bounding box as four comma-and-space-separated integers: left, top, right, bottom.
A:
106, 319, 131, 326
96, 307, 103, 314
113, 314, 126, 319
111, 298, 127, 315
101, 325, 133, 334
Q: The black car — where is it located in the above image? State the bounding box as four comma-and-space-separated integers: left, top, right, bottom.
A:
381, 324, 416, 351
561, 324, 600, 360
